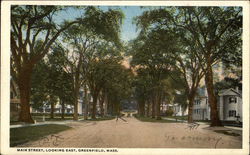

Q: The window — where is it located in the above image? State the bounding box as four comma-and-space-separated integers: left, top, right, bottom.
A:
229, 110, 236, 117
195, 100, 201, 105
229, 97, 237, 103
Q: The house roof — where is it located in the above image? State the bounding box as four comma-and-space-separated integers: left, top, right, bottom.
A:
218, 88, 242, 97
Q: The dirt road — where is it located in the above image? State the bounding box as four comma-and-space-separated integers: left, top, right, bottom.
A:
18, 117, 242, 148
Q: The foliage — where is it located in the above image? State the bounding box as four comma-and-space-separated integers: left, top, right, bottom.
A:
11, 5, 82, 122
166, 108, 174, 116
31, 46, 74, 110
214, 77, 242, 94
59, 6, 125, 119
134, 6, 242, 125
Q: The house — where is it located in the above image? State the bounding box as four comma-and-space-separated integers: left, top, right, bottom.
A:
10, 79, 20, 120
161, 103, 187, 116
173, 104, 188, 116
31, 88, 92, 115
193, 95, 210, 120
192, 87, 242, 122
161, 102, 172, 113
218, 88, 242, 122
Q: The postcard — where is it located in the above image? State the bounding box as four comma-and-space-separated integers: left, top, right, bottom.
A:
1, 0, 249, 155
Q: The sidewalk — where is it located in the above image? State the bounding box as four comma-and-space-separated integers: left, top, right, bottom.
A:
10, 119, 85, 128
162, 117, 187, 123
163, 117, 242, 131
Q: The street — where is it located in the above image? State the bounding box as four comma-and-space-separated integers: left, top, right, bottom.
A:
18, 117, 242, 148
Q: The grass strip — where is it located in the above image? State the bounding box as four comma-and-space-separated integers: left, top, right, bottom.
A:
135, 115, 180, 123
10, 124, 71, 147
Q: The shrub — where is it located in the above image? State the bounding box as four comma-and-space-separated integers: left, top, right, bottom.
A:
166, 109, 174, 116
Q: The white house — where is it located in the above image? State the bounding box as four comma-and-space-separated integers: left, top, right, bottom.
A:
193, 96, 210, 120
161, 103, 188, 116
218, 88, 242, 122
192, 87, 242, 122
173, 104, 188, 116
10, 79, 21, 120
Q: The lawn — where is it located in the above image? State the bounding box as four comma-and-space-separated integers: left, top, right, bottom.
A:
32, 116, 75, 122
166, 115, 188, 120
10, 115, 84, 125
10, 124, 72, 147
84, 116, 116, 121
135, 115, 180, 123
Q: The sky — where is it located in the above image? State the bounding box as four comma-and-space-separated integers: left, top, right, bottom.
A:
57, 6, 146, 42
117, 6, 145, 41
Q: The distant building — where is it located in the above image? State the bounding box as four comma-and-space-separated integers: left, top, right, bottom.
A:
161, 102, 172, 113
161, 103, 187, 116
173, 104, 188, 116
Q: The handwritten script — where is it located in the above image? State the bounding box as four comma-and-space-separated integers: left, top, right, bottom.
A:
164, 133, 222, 148
185, 122, 200, 130
39, 134, 64, 146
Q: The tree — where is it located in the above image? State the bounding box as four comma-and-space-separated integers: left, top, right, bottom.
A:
33, 6, 123, 120
11, 6, 80, 123
174, 7, 242, 126
31, 46, 73, 119
130, 27, 177, 120
104, 63, 133, 116
134, 6, 242, 126
47, 46, 74, 119
30, 60, 50, 111
86, 53, 127, 118
133, 69, 151, 117
214, 77, 242, 94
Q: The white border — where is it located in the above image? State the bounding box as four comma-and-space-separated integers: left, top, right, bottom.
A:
1, 1, 249, 155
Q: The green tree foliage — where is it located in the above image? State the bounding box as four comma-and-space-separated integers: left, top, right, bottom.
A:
130, 27, 179, 119
11, 6, 81, 123
214, 77, 242, 94
31, 45, 73, 119
60, 6, 124, 120
134, 6, 242, 126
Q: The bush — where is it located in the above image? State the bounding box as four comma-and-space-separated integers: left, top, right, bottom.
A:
166, 109, 174, 116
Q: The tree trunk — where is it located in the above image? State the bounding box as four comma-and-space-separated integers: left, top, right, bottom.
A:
138, 99, 145, 117
73, 84, 80, 121
205, 64, 222, 126
146, 101, 149, 117
142, 100, 145, 117
104, 92, 108, 116
61, 100, 65, 119
91, 93, 98, 119
84, 85, 89, 120
99, 93, 105, 117
107, 98, 111, 115
18, 69, 34, 123
73, 99, 78, 120
155, 92, 162, 120
151, 96, 156, 118
187, 91, 196, 123
111, 102, 114, 116
50, 99, 54, 119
